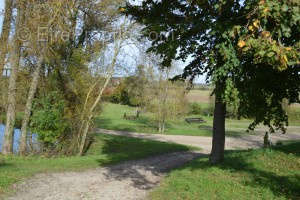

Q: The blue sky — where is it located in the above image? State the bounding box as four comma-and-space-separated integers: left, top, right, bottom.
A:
0, 0, 4, 31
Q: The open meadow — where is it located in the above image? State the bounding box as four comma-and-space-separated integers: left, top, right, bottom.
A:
95, 89, 300, 137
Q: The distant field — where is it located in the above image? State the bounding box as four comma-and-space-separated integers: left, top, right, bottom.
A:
186, 90, 213, 104
96, 103, 300, 137
187, 89, 300, 124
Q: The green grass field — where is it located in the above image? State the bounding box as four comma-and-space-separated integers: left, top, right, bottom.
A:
150, 141, 300, 200
0, 134, 193, 195
96, 103, 299, 137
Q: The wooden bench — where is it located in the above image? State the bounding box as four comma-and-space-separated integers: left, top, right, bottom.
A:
185, 118, 206, 124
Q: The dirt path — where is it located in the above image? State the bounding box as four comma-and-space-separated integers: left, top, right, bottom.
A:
6, 152, 203, 200
6, 127, 300, 200
96, 128, 300, 153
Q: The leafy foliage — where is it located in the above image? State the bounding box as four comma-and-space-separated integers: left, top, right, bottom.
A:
124, 0, 300, 132
30, 92, 70, 149
188, 103, 203, 115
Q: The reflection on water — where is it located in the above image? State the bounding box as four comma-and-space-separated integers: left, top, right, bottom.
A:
0, 124, 38, 153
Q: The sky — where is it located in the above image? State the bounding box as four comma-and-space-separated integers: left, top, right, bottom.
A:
0, 0, 206, 83
0, 0, 4, 31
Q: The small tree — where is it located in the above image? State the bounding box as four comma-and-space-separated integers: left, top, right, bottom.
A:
147, 67, 188, 134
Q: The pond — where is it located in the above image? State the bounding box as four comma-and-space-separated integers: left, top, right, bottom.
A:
0, 124, 38, 153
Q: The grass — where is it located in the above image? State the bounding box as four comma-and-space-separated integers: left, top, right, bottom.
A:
150, 141, 300, 200
96, 102, 300, 136
0, 133, 194, 195
96, 103, 289, 137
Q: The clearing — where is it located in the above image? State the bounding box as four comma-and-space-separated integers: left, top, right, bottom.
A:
95, 103, 300, 137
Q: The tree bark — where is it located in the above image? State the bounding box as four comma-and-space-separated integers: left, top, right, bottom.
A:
78, 72, 114, 155
78, 42, 121, 156
77, 18, 130, 155
19, 58, 43, 155
2, 49, 20, 155
209, 83, 226, 164
0, 0, 13, 74
2, 2, 24, 155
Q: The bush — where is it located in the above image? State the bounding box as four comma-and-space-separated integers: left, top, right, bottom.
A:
107, 83, 131, 105
188, 103, 202, 115
226, 105, 239, 119
30, 92, 70, 150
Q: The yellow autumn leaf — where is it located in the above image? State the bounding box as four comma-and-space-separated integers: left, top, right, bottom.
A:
285, 47, 292, 51
238, 40, 246, 48
261, 31, 271, 38
253, 20, 260, 29
263, 8, 269, 14
248, 25, 254, 32
259, 0, 265, 5
283, 55, 288, 63
279, 64, 288, 71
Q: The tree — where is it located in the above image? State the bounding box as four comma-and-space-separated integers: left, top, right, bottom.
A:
18, 0, 130, 155
77, 17, 133, 155
2, 0, 26, 155
19, 0, 78, 155
146, 65, 188, 134
0, 0, 13, 74
124, 0, 300, 163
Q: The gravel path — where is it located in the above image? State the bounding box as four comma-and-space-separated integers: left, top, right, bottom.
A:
6, 151, 203, 200
96, 127, 300, 153
5, 127, 300, 200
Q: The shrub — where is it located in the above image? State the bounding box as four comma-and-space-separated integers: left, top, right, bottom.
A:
226, 105, 239, 119
188, 103, 202, 115
107, 83, 131, 105
30, 92, 70, 150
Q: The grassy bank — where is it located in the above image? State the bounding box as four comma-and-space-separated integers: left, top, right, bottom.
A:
150, 141, 300, 200
0, 134, 193, 195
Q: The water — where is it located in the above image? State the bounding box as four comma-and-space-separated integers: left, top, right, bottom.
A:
0, 124, 38, 153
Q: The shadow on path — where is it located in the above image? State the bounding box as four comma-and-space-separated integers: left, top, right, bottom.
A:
101, 151, 206, 191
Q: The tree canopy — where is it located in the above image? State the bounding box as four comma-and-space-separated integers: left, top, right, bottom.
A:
124, 0, 300, 132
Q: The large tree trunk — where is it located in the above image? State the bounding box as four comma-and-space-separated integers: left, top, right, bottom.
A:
0, 0, 13, 74
209, 83, 226, 164
2, 50, 20, 155
19, 58, 43, 155
2, 2, 24, 155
